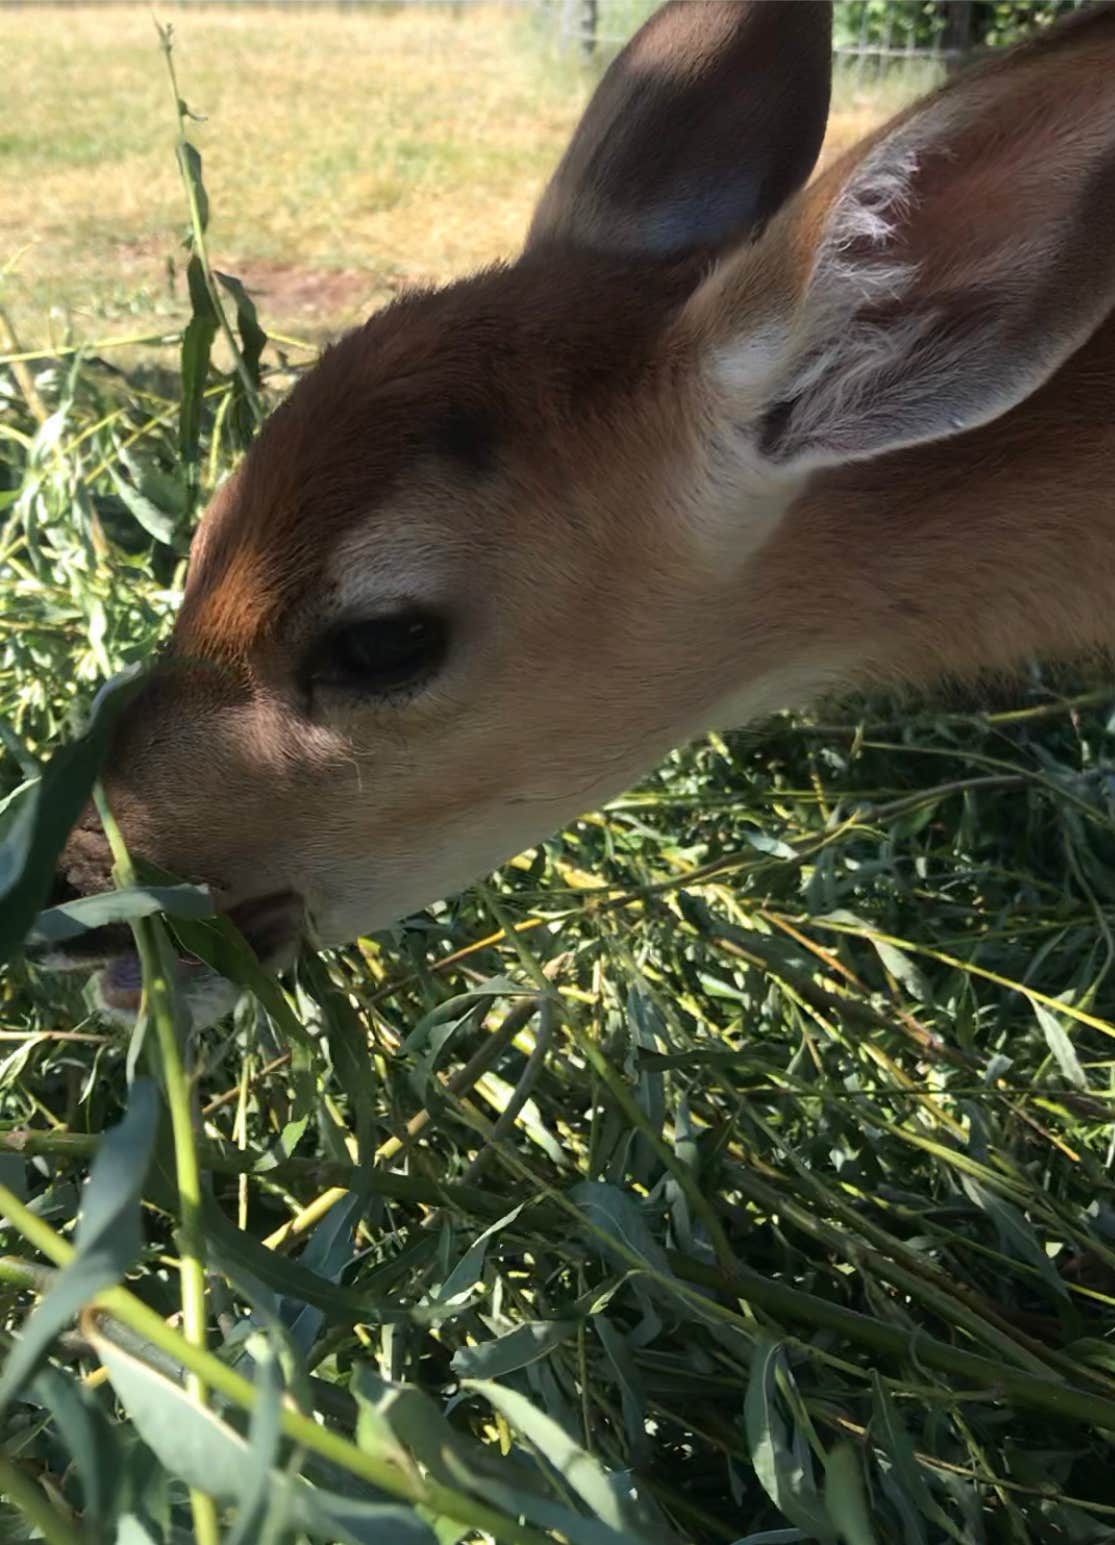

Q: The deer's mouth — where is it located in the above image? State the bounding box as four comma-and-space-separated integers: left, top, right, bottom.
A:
37, 892, 305, 1024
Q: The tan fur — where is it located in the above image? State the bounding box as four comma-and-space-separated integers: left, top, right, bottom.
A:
55, 1, 1115, 971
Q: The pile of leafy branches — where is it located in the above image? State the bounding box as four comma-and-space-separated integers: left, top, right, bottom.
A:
5, 26, 1115, 1545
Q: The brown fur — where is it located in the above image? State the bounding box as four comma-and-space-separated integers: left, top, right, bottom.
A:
177, 253, 696, 662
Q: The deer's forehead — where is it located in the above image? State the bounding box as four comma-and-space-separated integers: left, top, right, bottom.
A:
172, 258, 684, 662
176, 369, 509, 659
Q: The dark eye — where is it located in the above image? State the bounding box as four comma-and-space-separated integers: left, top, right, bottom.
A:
310, 609, 449, 697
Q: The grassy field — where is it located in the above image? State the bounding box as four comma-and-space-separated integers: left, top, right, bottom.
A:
0, 4, 914, 349
0, 4, 583, 344
6, 9, 1115, 1545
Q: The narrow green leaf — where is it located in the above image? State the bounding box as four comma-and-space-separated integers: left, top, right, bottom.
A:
870, 937, 929, 1001
32, 1362, 122, 1526
109, 467, 179, 547
28, 882, 212, 947
203, 1198, 402, 1325
428, 1204, 523, 1309
452, 1319, 576, 1380
0, 1078, 159, 1406
178, 254, 219, 503
225, 1340, 285, 1545
823, 1445, 878, 1545
594, 1318, 649, 1467
465, 1377, 661, 1543
568, 1181, 672, 1277
744, 1342, 835, 1542
90, 1325, 437, 1545
1031, 999, 1088, 1090
0, 669, 141, 964
300, 953, 377, 1166
176, 140, 210, 233
868, 1373, 947, 1544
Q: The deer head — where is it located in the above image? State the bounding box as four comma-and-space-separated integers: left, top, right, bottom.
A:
52, 0, 1115, 1016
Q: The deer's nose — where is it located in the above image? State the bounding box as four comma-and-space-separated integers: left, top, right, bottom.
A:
56, 804, 115, 900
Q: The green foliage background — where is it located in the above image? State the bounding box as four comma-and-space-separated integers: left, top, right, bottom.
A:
832, 1, 1084, 51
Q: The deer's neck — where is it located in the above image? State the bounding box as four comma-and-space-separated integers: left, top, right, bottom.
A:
726, 315, 1115, 712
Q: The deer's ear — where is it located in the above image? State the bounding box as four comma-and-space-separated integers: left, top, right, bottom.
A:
695, 4, 1115, 471
527, 0, 832, 261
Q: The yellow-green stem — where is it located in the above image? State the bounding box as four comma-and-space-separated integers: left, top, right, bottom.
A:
94, 790, 220, 1545
158, 25, 261, 425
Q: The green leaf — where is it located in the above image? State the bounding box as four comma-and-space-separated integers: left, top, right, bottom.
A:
109, 467, 180, 547
959, 1176, 1070, 1302
426, 1204, 523, 1311
744, 1341, 835, 1542
217, 271, 267, 385
283, 1188, 369, 1357
0, 1078, 159, 1407
225, 1339, 285, 1545
176, 141, 210, 234
868, 1374, 948, 1544
352, 1367, 477, 1489
203, 1198, 403, 1325
178, 254, 219, 503
594, 1318, 649, 1467
216, 269, 267, 446
464, 1377, 663, 1544
402, 978, 525, 1105
299, 953, 377, 1166
823, 1444, 878, 1545
0, 669, 141, 965
869, 937, 929, 1001
1031, 999, 1088, 1090
28, 882, 213, 947
452, 1319, 576, 1380
568, 1181, 672, 1277
32, 1362, 122, 1526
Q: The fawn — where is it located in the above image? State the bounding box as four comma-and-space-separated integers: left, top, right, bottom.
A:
52, 0, 1115, 1018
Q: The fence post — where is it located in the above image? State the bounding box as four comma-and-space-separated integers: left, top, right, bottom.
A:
941, 0, 974, 60
579, 0, 597, 57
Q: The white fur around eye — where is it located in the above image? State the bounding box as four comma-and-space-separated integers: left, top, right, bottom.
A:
322, 512, 462, 630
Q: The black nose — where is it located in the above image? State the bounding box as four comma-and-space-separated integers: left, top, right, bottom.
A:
55, 805, 115, 901
47, 872, 83, 909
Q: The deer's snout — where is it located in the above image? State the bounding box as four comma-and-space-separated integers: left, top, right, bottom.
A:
56, 804, 115, 901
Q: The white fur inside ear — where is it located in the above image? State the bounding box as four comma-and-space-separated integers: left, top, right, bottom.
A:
773, 129, 923, 404
707, 127, 924, 454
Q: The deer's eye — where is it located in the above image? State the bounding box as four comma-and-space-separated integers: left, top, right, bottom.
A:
309, 609, 449, 698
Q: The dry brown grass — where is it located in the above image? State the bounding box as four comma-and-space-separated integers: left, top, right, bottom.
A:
0, 5, 907, 348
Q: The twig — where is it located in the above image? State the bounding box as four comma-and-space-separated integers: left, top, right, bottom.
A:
95, 790, 220, 1545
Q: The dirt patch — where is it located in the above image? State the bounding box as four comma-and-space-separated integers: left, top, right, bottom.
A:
230, 260, 403, 338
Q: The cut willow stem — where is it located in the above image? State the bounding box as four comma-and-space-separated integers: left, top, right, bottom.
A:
673, 1249, 1115, 1434
157, 22, 261, 425
94, 790, 220, 1545
262, 989, 546, 1250
0, 331, 180, 366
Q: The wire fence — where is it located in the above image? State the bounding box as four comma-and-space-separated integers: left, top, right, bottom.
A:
0, 0, 1092, 56
550, 0, 1090, 75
